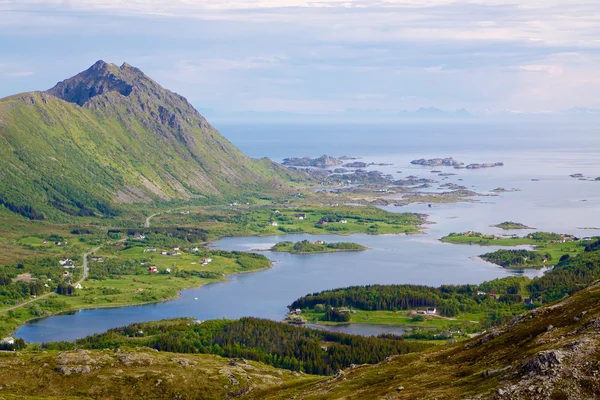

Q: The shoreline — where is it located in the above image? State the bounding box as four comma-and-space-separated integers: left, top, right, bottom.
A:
9, 260, 276, 340
8, 215, 428, 340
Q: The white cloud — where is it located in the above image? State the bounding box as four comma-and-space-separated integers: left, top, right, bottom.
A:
4, 71, 34, 77
1, 0, 600, 113
517, 64, 563, 74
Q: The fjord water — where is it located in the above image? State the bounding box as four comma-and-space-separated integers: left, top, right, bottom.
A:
16, 121, 600, 342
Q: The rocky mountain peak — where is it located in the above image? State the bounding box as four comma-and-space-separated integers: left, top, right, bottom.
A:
45, 60, 154, 106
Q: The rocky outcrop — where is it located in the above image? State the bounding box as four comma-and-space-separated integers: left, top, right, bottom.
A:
282, 155, 343, 168
411, 157, 464, 167
343, 162, 367, 168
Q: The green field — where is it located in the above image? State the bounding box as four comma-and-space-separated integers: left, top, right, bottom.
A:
0, 244, 271, 337
299, 309, 483, 329
152, 204, 424, 239
441, 231, 591, 267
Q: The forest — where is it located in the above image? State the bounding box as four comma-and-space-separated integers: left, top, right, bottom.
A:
480, 249, 552, 267
289, 284, 485, 317
42, 317, 431, 375
290, 241, 600, 327
272, 240, 366, 254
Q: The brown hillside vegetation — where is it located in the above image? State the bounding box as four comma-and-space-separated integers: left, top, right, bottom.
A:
2, 283, 600, 400
251, 281, 600, 400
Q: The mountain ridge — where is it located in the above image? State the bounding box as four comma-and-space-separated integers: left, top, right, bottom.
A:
0, 61, 303, 220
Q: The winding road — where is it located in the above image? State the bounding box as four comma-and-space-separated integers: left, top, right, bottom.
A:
0, 245, 102, 314
145, 212, 160, 228
2, 210, 168, 314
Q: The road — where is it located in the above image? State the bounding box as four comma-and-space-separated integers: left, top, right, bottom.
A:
76, 245, 102, 285
0, 245, 102, 314
1, 209, 168, 314
145, 212, 160, 228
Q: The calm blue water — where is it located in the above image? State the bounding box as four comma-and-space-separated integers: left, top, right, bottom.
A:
15, 121, 600, 342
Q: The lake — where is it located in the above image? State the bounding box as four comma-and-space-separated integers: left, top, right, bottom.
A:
15, 121, 600, 342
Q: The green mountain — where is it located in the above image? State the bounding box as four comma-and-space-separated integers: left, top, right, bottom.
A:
0, 60, 301, 220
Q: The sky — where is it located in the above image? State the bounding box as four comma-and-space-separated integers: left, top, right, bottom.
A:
1, 0, 599, 116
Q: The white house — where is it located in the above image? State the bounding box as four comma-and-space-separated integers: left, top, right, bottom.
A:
339, 220, 348, 224
74, 283, 83, 290
426, 307, 437, 315
59, 258, 73, 266
192, 247, 200, 252
270, 222, 279, 227
0, 337, 14, 345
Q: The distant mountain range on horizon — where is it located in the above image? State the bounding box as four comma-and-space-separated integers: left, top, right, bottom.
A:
199, 106, 600, 123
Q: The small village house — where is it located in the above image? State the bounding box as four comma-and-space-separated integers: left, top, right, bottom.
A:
148, 266, 158, 274
0, 337, 15, 345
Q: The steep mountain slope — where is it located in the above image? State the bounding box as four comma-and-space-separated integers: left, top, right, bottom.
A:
0, 61, 301, 220
251, 281, 600, 400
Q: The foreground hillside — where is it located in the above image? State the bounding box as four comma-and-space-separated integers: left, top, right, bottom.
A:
0, 61, 302, 220
252, 281, 600, 400
0, 348, 316, 399
2, 280, 600, 399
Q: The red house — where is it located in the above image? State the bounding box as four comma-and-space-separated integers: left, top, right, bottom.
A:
148, 266, 158, 274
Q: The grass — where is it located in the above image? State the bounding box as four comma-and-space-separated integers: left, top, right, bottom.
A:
441, 233, 539, 246
152, 204, 424, 239
249, 281, 600, 399
300, 309, 484, 329
441, 232, 589, 267
0, 347, 315, 400
0, 244, 271, 337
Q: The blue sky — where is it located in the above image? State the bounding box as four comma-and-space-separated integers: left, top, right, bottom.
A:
1, 0, 599, 115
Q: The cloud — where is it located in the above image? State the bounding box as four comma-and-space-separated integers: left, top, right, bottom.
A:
4, 71, 34, 77
1, 0, 599, 113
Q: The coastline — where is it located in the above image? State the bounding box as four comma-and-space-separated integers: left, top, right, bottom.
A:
8, 260, 276, 339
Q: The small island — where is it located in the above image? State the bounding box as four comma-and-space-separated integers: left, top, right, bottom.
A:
272, 240, 367, 254
480, 249, 552, 268
410, 157, 503, 170
343, 161, 368, 168
493, 221, 535, 230
411, 157, 463, 167
490, 187, 520, 193
282, 155, 342, 168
